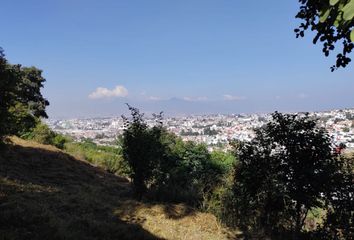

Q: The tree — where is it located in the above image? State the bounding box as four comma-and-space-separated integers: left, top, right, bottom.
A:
0, 48, 17, 139
0, 48, 49, 141
121, 106, 226, 204
295, 0, 354, 71
121, 105, 164, 200
231, 112, 339, 239
152, 138, 225, 205
319, 155, 353, 240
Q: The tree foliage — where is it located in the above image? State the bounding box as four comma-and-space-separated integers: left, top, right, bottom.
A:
121, 105, 164, 199
318, 155, 354, 240
0, 48, 49, 140
230, 112, 340, 239
121, 105, 230, 204
23, 121, 72, 150
150, 136, 227, 205
295, 0, 354, 71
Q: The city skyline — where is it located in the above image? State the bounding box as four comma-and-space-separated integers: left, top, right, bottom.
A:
47, 108, 354, 151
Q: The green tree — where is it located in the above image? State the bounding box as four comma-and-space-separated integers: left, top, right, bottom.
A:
121, 106, 226, 205
0, 48, 49, 141
295, 0, 354, 71
319, 155, 353, 240
153, 139, 225, 205
231, 112, 339, 239
121, 105, 164, 200
0, 49, 18, 140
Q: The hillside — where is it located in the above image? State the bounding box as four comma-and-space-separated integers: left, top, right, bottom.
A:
0, 137, 232, 240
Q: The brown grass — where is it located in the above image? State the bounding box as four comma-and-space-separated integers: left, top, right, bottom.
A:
0, 137, 232, 240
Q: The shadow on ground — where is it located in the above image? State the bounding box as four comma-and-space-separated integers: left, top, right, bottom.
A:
0, 142, 165, 240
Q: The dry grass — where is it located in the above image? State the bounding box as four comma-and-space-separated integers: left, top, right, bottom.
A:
0, 137, 233, 240
114, 201, 231, 240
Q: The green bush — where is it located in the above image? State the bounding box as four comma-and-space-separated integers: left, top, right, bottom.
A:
121, 105, 165, 199
34, 125, 55, 145
53, 134, 70, 149
22, 121, 71, 150
147, 133, 230, 206
121, 106, 235, 206
64, 140, 129, 176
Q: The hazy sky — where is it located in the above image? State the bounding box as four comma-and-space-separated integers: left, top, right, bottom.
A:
1, 0, 353, 118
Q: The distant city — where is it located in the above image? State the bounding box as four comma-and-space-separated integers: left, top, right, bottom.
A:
46, 108, 354, 151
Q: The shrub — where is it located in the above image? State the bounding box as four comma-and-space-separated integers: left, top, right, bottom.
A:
147, 132, 228, 206
317, 156, 354, 240
64, 140, 129, 176
121, 106, 228, 205
121, 105, 164, 199
24, 122, 56, 145
229, 112, 342, 239
22, 121, 70, 149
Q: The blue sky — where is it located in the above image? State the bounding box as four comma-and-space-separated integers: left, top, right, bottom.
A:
1, 0, 353, 118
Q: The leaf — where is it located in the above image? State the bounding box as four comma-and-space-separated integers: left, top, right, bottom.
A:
342, 0, 354, 20
320, 9, 331, 22
351, 29, 354, 42
330, 0, 340, 6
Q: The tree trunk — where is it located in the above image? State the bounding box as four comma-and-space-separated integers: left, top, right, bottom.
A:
293, 203, 307, 240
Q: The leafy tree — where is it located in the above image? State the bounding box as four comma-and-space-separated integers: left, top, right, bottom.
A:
152, 139, 225, 205
17, 66, 49, 118
318, 155, 354, 240
121, 105, 164, 200
295, 0, 354, 71
7, 102, 38, 136
121, 106, 226, 204
231, 112, 339, 239
0, 49, 18, 140
0, 48, 49, 141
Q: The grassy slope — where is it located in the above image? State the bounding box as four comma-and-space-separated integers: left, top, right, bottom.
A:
0, 137, 231, 240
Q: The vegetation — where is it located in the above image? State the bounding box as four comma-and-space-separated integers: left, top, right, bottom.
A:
222, 112, 352, 239
1, 42, 353, 239
1, 90, 352, 239
0, 137, 231, 240
121, 105, 235, 205
121, 105, 165, 199
20, 120, 129, 177
0, 48, 48, 142
318, 155, 354, 239
5, 101, 351, 239
64, 140, 129, 176
295, 0, 354, 71
22, 121, 70, 149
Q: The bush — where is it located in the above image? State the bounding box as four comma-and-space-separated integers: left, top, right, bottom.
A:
317, 156, 354, 240
229, 112, 342, 239
150, 139, 225, 205
28, 122, 56, 145
64, 140, 129, 176
52, 134, 69, 149
121, 105, 164, 199
121, 106, 230, 205
22, 121, 70, 149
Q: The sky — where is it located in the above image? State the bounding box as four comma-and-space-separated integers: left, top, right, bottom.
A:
1, 0, 353, 118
